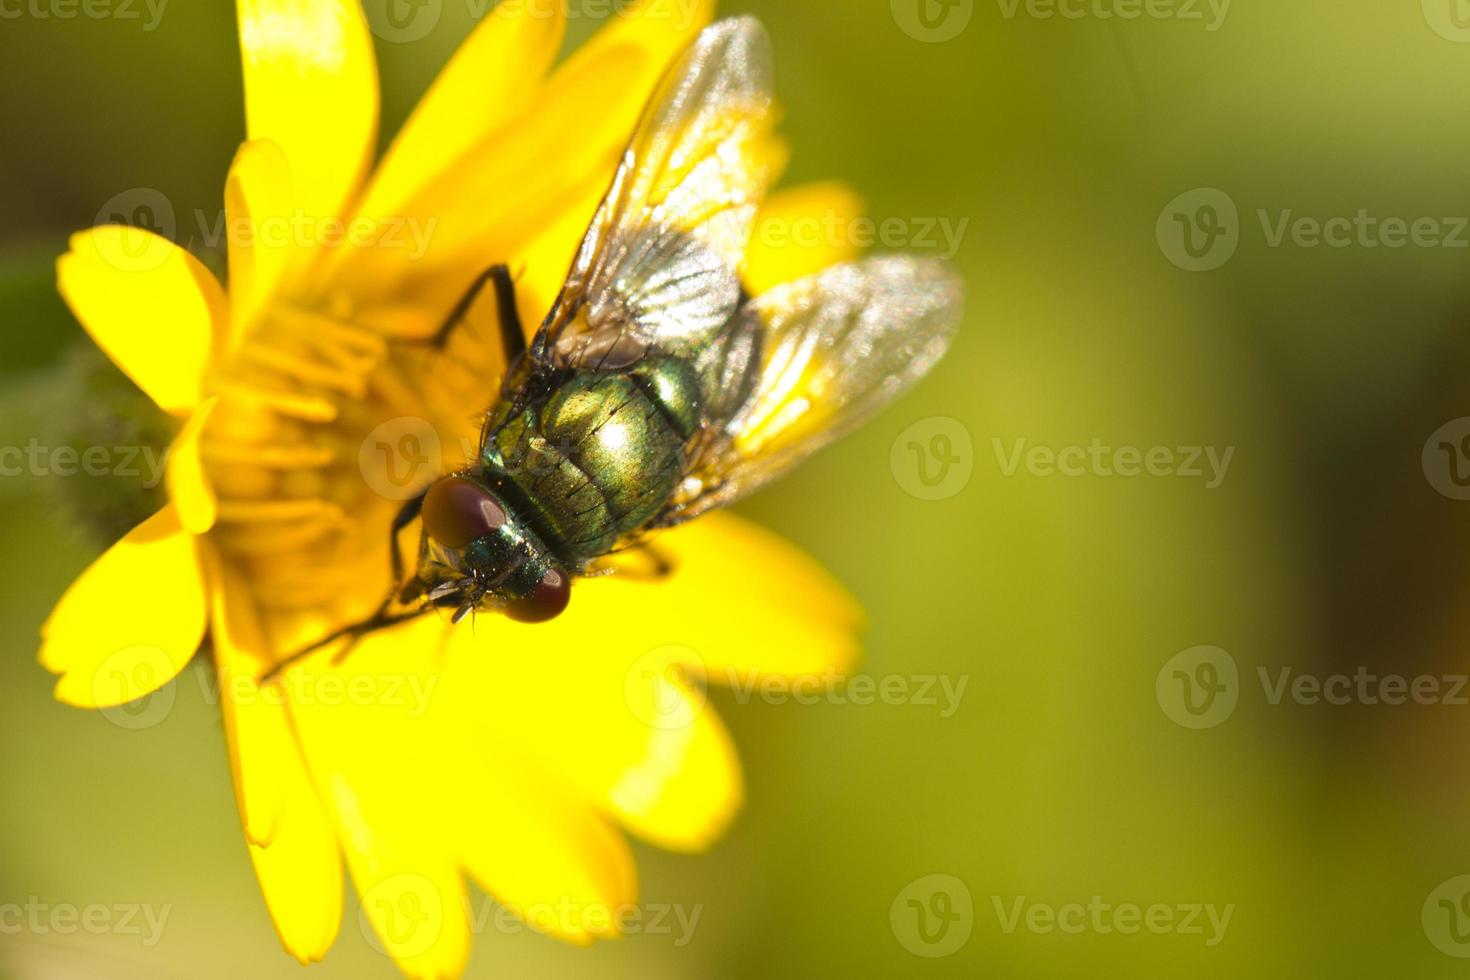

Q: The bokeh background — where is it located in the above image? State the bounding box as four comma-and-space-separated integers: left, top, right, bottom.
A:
7, 0, 1470, 976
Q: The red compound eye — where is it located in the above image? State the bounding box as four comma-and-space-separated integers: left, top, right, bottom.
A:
421, 477, 506, 549
505, 567, 570, 623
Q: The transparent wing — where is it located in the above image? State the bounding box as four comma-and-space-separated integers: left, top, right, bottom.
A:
529, 17, 781, 372
657, 255, 964, 525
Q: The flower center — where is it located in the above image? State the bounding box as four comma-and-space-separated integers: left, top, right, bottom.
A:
199, 298, 498, 659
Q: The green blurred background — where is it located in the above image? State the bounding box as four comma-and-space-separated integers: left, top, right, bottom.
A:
8, 0, 1470, 976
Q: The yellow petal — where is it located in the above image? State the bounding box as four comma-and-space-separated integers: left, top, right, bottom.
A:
40, 505, 206, 708
236, 0, 378, 249
442, 513, 854, 851
213, 566, 343, 962
443, 636, 736, 852
166, 397, 220, 534
452, 756, 637, 944
743, 181, 867, 295
224, 139, 296, 339
57, 227, 226, 416
604, 666, 743, 851
283, 642, 469, 978
339, 0, 714, 314
642, 512, 864, 680
211, 557, 290, 846
350, 0, 565, 227
348, 857, 467, 980
273, 614, 639, 961
246, 815, 343, 965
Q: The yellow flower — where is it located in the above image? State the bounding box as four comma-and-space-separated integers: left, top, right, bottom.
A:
41, 0, 864, 975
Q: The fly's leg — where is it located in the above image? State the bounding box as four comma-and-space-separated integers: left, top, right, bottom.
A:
634, 544, 676, 578
387, 490, 426, 592
259, 491, 430, 682
587, 543, 677, 581
427, 263, 527, 366
260, 607, 431, 683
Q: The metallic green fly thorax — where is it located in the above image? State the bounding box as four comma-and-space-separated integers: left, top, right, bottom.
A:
478, 354, 703, 565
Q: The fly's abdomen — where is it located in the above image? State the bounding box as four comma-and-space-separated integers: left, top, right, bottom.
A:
482, 357, 702, 562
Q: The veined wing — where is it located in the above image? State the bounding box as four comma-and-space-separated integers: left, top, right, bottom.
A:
528, 16, 781, 372
657, 255, 964, 525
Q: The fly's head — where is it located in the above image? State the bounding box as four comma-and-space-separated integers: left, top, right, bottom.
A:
402, 475, 570, 624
